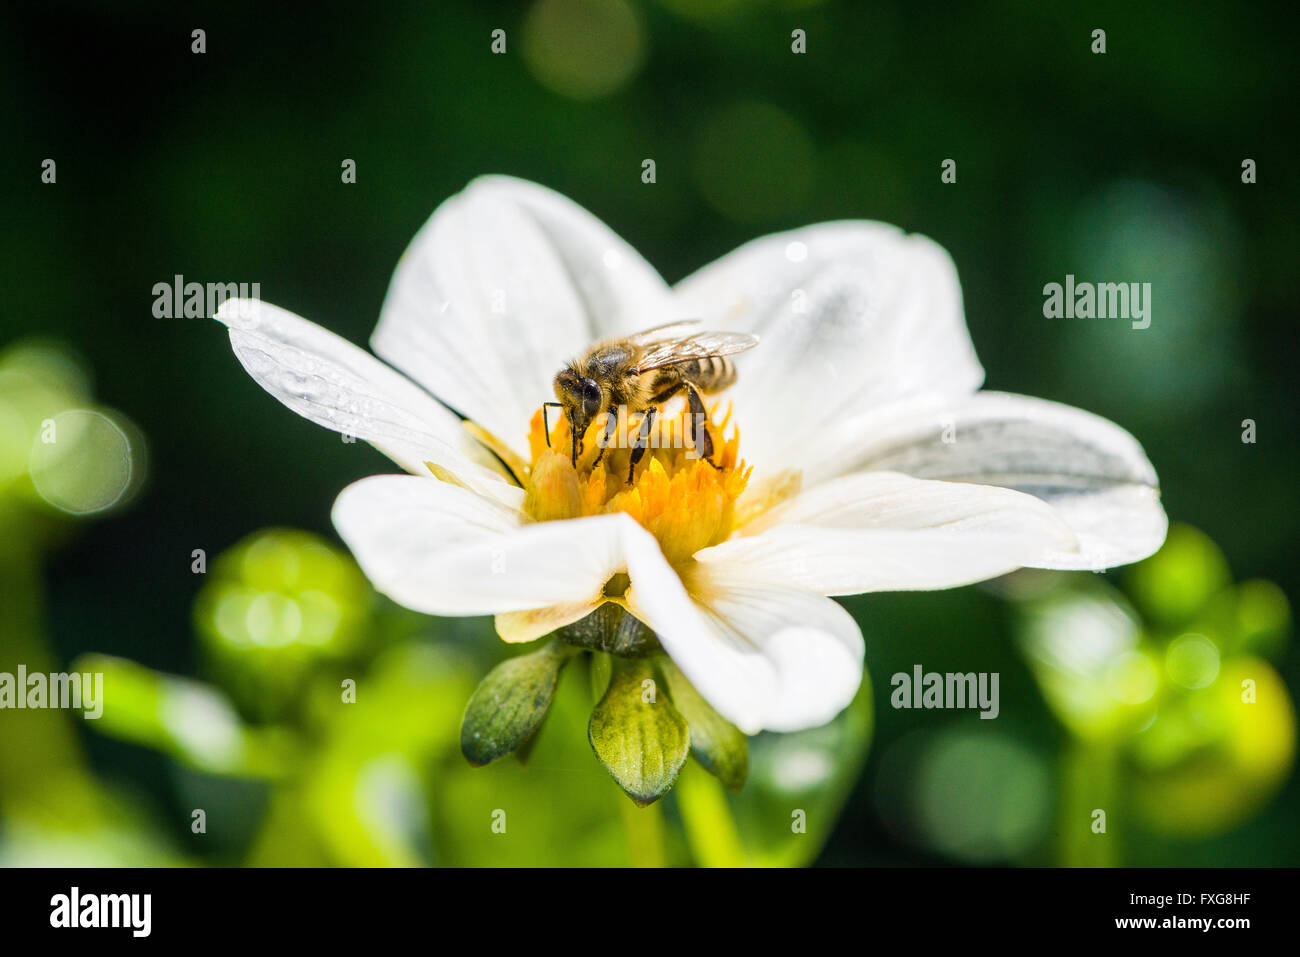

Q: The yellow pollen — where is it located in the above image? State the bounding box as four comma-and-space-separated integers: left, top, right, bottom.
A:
522, 403, 751, 566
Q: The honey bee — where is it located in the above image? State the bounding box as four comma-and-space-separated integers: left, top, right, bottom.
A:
545, 320, 759, 483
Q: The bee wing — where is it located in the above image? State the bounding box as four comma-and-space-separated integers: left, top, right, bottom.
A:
625, 318, 702, 346
634, 330, 760, 372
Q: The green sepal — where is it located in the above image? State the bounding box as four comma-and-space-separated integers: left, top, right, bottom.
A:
659, 656, 749, 791
461, 640, 576, 766
589, 650, 612, 701
558, 602, 661, 657
512, 722, 544, 766
588, 656, 690, 806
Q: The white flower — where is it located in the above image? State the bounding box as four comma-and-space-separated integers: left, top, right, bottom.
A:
214, 175, 1167, 736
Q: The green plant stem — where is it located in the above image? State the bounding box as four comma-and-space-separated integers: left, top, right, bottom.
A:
675, 762, 748, 867
620, 796, 667, 867
1059, 740, 1121, 867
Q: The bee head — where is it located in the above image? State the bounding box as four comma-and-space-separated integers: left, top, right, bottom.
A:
554, 368, 604, 465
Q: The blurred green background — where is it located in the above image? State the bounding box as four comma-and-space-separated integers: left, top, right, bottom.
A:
1, 0, 1297, 866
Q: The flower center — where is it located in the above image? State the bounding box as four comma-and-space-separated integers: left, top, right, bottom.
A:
521, 403, 750, 566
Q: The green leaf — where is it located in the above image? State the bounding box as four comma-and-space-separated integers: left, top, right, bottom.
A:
460, 640, 576, 766
588, 657, 689, 806
659, 656, 748, 791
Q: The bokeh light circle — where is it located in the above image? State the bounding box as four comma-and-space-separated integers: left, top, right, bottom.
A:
1105, 649, 1160, 705
692, 101, 815, 223
28, 408, 139, 515
1165, 633, 1221, 690
913, 731, 1052, 863
522, 0, 646, 100
874, 729, 1052, 864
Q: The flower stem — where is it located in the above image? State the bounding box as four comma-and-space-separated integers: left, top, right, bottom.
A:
1058, 741, 1121, 867
620, 797, 667, 868
675, 762, 748, 867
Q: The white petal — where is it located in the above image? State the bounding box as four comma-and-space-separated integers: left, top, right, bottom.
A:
471, 176, 679, 341
706, 471, 1079, 594
803, 391, 1167, 570
332, 472, 863, 733
626, 561, 864, 734
495, 603, 600, 644
1019, 484, 1167, 572
331, 474, 646, 616
215, 298, 522, 508
674, 222, 983, 472
372, 176, 675, 459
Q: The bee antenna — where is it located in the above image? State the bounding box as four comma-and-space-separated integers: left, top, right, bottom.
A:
541, 402, 563, 449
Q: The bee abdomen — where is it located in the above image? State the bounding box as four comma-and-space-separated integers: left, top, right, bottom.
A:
683, 355, 737, 393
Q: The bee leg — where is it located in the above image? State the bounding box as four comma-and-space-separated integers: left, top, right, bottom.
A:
628, 406, 657, 484
592, 408, 618, 468
685, 385, 722, 469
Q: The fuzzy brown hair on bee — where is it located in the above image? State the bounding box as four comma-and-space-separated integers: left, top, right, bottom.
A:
543, 320, 758, 483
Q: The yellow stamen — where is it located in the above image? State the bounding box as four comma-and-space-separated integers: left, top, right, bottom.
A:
521, 402, 751, 566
